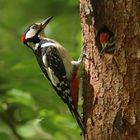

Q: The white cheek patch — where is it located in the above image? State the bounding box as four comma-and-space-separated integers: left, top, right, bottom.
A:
25, 29, 37, 39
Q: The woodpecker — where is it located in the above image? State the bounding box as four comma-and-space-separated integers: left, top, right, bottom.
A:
96, 25, 115, 54
21, 17, 84, 131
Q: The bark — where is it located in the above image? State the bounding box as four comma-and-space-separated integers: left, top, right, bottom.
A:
80, 0, 140, 140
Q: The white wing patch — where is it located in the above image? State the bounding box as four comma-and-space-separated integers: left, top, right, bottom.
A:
42, 54, 59, 87
42, 54, 47, 66
41, 42, 55, 48
26, 29, 37, 39
47, 67, 60, 86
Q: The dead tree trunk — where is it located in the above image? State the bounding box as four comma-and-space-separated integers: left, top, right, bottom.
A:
80, 0, 140, 139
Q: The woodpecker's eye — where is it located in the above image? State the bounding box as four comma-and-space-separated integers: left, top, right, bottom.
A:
32, 24, 38, 29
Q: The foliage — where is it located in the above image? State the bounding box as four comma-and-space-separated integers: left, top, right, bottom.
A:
0, 0, 82, 140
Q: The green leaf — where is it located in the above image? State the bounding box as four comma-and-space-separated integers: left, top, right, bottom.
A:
0, 132, 10, 140
6, 89, 35, 107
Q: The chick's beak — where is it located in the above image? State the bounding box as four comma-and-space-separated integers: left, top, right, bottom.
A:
41, 16, 53, 30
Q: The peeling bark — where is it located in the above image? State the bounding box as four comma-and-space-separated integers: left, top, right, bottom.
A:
80, 0, 140, 139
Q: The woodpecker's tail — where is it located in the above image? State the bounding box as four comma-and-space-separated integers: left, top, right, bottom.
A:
68, 103, 84, 132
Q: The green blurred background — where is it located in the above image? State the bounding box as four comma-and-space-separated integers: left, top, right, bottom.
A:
0, 0, 82, 140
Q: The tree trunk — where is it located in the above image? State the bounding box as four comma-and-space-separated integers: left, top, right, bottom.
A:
80, 0, 140, 139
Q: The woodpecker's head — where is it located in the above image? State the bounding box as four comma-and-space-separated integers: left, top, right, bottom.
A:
96, 25, 115, 54
21, 16, 53, 48
98, 25, 110, 47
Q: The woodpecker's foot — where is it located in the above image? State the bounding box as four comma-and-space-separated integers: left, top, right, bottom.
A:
71, 50, 86, 67
82, 53, 92, 61
78, 52, 86, 62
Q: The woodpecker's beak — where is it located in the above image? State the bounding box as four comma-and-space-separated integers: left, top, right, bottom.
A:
41, 16, 53, 30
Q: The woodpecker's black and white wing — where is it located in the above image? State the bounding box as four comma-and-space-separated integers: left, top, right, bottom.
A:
35, 42, 84, 131
42, 45, 70, 97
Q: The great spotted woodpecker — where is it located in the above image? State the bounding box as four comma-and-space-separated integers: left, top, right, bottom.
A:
21, 17, 84, 131
96, 25, 115, 54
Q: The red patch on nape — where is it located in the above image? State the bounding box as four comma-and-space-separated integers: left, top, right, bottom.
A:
99, 32, 109, 44
21, 34, 25, 44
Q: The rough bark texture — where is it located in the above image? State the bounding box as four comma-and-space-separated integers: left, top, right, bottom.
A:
80, 0, 140, 139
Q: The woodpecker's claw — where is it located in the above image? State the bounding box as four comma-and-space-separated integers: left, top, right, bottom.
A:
71, 47, 86, 68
